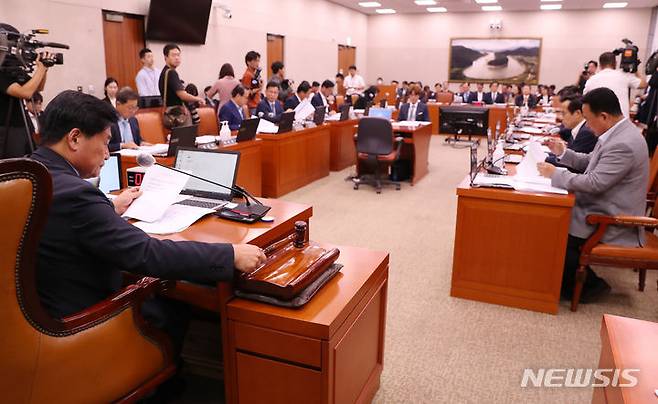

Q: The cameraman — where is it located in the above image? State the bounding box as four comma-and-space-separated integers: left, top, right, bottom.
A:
0, 42, 50, 157
241, 50, 262, 116
584, 52, 646, 118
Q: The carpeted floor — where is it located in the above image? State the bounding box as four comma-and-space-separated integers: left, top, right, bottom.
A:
277, 135, 658, 404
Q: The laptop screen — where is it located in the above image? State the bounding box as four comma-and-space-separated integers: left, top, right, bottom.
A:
175, 148, 239, 197
368, 107, 392, 120
98, 154, 121, 193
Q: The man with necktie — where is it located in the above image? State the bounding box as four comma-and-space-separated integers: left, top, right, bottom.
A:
311, 79, 336, 114
109, 88, 147, 152
219, 85, 249, 130
398, 85, 429, 122
256, 81, 284, 123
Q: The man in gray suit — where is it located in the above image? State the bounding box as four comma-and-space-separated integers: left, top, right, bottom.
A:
538, 87, 649, 302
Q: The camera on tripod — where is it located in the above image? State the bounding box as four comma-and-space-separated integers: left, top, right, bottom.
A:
0, 25, 69, 73
612, 38, 640, 73
250, 67, 262, 89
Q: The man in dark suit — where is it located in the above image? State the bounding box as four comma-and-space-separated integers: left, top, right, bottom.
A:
489, 82, 505, 104
256, 81, 284, 123
545, 95, 598, 172
29, 90, 265, 352
109, 88, 145, 152
284, 81, 310, 111
469, 83, 492, 104
515, 84, 538, 108
311, 80, 336, 114
457, 82, 471, 103
219, 85, 248, 130
398, 85, 429, 122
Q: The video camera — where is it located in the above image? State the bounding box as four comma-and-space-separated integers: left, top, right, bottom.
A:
250, 67, 262, 89
0, 25, 69, 74
613, 38, 640, 73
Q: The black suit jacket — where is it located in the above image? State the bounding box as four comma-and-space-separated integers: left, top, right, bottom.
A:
256, 99, 284, 123
515, 94, 538, 108
490, 92, 506, 104
469, 92, 493, 104
109, 116, 142, 152
30, 147, 235, 318
545, 123, 598, 172
284, 95, 302, 111
310, 92, 330, 110
398, 102, 429, 122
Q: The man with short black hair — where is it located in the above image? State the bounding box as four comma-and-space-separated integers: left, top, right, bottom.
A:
310, 81, 321, 98
538, 87, 649, 302
545, 95, 597, 170
470, 83, 491, 104
311, 80, 336, 114
25, 91, 43, 137
515, 84, 538, 108
219, 85, 248, 130
109, 88, 146, 151
242, 50, 262, 115
584, 51, 647, 118
398, 85, 429, 122
343, 65, 365, 96
256, 81, 284, 123
335, 73, 345, 96
270, 61, 284, 86
158, 44, 205, 108
29, 90, 264, 354
284, 81, 310, 110
490, 82, 504, 104
135, 48, 161, 96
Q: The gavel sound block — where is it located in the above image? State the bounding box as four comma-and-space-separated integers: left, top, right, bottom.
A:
236, 221, 340, 301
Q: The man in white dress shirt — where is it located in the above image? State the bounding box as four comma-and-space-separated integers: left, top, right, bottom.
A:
343, 65, 365, 97
134, 48, 161, 97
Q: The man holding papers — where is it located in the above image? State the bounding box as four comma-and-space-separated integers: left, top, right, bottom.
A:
537, 88, 649, 302
30, 91, 265, 356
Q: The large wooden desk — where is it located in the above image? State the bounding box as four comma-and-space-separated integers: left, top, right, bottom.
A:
258, 125, 331, 197
327, 119, 358, 171
149, 199, 388, 403
118, 139, 263, 196
427, 103, 509, 137
593, 314, 658, 404
451, 176, 575, 314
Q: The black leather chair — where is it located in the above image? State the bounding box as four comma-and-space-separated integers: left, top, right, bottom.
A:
353, 117, 403, 194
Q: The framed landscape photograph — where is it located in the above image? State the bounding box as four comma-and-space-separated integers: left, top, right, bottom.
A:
448, 38, 542, 84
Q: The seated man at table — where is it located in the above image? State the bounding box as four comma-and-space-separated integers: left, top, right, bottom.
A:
545, 95, 598, 172
537, 88, 648, 302
469, 83, 492, 104
284, 80, 310, 111
515, 84, 538, 108
256, 81, 284, 123
108, 87, 148, 152
490, 82, 505, 104
219, 84, 248, 130
398, 85, 429, 122
311, 79, 336, 114
30, 90, 266, 355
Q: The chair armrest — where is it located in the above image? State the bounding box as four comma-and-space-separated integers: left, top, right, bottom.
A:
61, 277, 172, 331
586, 214, 658, 228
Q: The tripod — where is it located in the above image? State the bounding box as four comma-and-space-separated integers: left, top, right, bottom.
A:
0, 95, 35, 159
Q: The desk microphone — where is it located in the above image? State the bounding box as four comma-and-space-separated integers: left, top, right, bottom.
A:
136, 153, 271, 223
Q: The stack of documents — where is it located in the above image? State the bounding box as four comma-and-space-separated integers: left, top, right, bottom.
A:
132, 204, 215, 234
196, 135, 219, 145
294, 100, 316, 121
118, 144, 169, 157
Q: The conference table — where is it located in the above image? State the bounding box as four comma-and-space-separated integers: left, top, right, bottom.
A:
450, 165, 575, 314
257, 125, 331, 197
145, 198, 389, 403
118, 139, 263, 197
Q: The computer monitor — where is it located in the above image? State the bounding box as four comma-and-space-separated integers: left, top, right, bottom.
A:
167, 124, 198, 156
98, 154, 122, 193
439, 106, 489, 136
138, 96, 163, 109
174, 147, 240, 200
367, 107, 393, 120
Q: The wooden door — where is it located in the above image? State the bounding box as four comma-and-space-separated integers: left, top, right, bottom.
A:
102, 11, 145, 91
267, 34, 284, 81
337, 45, 356, 76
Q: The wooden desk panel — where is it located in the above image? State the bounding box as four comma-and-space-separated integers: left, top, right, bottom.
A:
327, 119, 358, 171
451, 178, 574, 314
396, 124, 432, 185
594, 314, 658, 404
258, 126, 331, 197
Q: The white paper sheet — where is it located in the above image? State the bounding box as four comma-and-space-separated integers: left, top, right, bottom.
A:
196, 135, 219, 145
294, 99, 316, 121
257, 119, 279, 134
132, 204, 215, 234
122, 165, 189, 222
515, 141, 547, 180
394, 121, 431, 127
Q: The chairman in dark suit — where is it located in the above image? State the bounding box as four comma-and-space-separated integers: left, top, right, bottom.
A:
256, 81, 284, 123
515, 85, 538, 108
489, 82, 505, 104
219, 85, 248, 130
545, 95, 598, 172
469, 83, 492, 104
311, 79, 335, 114
398, 85, 429, 122
284, 81, 310, 111
108, 88, 145, 152
538, 88, 649, 302
30, 90, 265, 352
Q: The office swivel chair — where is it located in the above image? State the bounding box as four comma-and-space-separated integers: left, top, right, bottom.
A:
353, 117, 403, 194
0, 158, 175, 402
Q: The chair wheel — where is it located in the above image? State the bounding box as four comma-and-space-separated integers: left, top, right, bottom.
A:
396, 185, 401, 190
376, 189, 382, 194
353, 184, 359, 190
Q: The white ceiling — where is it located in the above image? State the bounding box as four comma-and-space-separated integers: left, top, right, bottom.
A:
327, 0, 658, 14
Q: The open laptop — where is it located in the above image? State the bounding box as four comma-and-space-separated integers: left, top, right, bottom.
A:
278, 111, 295, 133
313, 106, 326, 125
98, 153, 122, 193
237, 118, 259, 142
173, 147, 241, 209
153, 124, 198, 157
367, 107, 393, 120
339, 104, 350, 121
